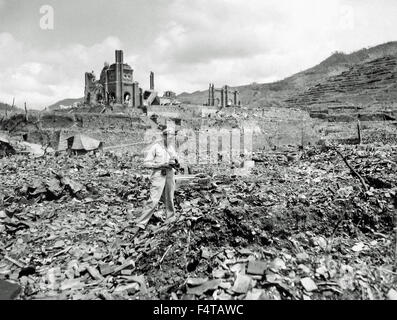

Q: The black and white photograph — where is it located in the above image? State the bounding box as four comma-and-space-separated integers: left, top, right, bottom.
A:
0, 0, 397, 309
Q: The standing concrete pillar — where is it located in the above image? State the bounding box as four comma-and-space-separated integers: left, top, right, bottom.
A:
139, 88, 143, 106
233, 91, 238, 105
150, 72, 154, 90
220, 88, 224, 108
115, 50, 124, 104
225, 86, 229, 106
104, 68, 109, 105
209, 84, 214, 106
132, 82, 139, 107
208, 83, 212, 106
211, 84, 215, 106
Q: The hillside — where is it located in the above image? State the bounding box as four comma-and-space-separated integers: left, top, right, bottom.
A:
0, 102, 15, 111
177, 41, 397, 109
286, 55, 397, 109
47, 97, 83, 111
0, 102, 23, 114
48, 42, 397, 111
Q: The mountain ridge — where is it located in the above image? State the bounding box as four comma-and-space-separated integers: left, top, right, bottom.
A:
48, 41, 397, 110
47, 98, 84, 110
177, 41, 397, 108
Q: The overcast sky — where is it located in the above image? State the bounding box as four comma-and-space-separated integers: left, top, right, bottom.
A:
1, 0, 397, 109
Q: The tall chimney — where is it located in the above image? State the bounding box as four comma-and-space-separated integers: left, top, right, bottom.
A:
115, 50, 124, 64
150, 71, 154, 90
115, 50, 124, 103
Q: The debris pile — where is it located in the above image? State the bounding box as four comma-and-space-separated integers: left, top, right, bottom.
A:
0, 144, 396, 300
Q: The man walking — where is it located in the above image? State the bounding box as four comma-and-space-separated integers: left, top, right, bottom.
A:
134, 127, 179, 230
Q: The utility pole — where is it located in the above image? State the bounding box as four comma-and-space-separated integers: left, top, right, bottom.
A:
357, 120, 362, 145
24, 102, 28, 121
393, 194, 397, 271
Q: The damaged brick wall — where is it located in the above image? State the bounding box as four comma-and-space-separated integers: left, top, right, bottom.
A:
1, 106, 323, 157
1, 113, 149, 154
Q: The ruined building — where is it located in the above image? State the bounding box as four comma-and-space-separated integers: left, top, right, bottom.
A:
84, 50, 160, 107
163, 91, 177, 99
208, 84, 240, 107
159, 91, 180, 105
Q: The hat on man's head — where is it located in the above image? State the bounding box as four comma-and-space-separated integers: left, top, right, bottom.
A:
157, 123, 175, 135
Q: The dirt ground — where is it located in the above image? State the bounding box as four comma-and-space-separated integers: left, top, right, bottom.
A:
1, 144, 397, 300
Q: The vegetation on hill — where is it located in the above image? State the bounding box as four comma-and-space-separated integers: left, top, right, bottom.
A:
177, 41, 397, 109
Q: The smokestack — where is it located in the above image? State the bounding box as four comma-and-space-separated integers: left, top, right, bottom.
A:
115, 50, 124, 103
115, 50, 124, 64
150, 71, 154, 90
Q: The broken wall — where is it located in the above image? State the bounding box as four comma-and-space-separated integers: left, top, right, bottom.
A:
0, 106, 323, 159
1, 113, 150, 155
147, 104, 219, 119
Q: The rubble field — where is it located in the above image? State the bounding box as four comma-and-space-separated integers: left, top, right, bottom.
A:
1, 144, 397, 300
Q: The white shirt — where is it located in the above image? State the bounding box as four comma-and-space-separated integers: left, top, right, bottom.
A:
144, 142, 178, 168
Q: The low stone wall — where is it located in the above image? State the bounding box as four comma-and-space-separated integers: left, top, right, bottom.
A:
57, 129, 147, 155
1, 106, 324, 160
147, 104, 219, 119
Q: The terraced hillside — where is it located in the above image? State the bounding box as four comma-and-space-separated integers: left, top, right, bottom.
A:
285, 55, 397, 146
286, 56, 397, 111
177, 41, 397, 109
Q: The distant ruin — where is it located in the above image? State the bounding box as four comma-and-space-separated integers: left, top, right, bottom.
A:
84, 50, 160, 108
207, 84, 240, 107
83, 50, 243, 112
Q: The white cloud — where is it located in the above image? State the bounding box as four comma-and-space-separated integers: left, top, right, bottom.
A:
0, 33, 122, 109
141, 0, 356, 92
1, 0, 397, 109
